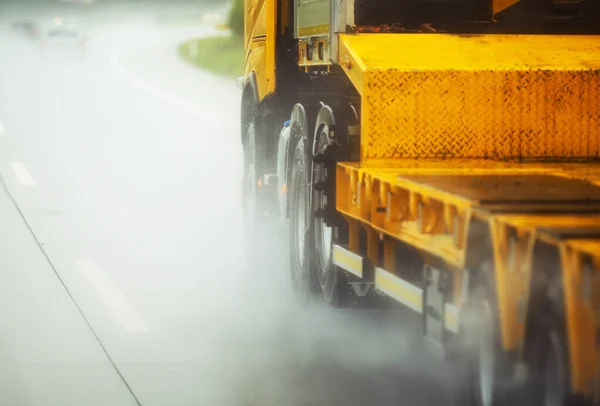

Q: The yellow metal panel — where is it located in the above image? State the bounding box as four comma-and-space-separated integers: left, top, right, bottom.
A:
568, 242, 600, 400
493, 0, 520, 15
280, 0, 289, 35
490, 220, 535, 351
569, 240, 600, 259
336, 163, 469, 268
500, 215, 600, 232
561, 244, 599, 397
339, 34, 600, 72
244, 0, 275, 101
265, 0, 276, 95
338, 34, 600, 162
244, 45, 268, 100
244, 0, 263, 50
565, 240, 600, 401
338, 36, 367, 94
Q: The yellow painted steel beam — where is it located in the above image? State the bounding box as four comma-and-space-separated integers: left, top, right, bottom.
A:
489, 218, 535, 352
561, 241, 600, 399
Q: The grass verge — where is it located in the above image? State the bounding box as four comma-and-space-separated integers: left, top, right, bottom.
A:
178, 35, 244, 79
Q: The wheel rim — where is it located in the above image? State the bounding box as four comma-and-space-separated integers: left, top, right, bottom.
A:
543, 332, 565, 406
477, 301, 495, 406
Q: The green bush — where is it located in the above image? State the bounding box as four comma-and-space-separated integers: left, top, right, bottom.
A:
178, 36, 244, 78
228, 0, 244, 37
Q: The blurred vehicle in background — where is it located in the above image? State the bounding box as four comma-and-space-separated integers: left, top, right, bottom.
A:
39, 17, 88, 52
11, 18, 39, 39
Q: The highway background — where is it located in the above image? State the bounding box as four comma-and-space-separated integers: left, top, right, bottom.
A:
0, 1, 460, 405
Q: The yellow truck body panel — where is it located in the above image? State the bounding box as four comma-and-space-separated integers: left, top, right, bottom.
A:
338, 33, 600, 162
244, 0, 276, 100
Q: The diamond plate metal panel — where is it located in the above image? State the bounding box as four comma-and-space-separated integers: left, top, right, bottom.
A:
362, 68, 600, 161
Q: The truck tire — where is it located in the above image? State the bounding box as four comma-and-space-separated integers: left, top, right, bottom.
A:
469, 285, 501, 406
462, 265, 515, 406
242, 118, 269, 261
312, 105, 374, 308
289, 137, 321, 302
531, 315, 590, 406
312, 106, 348, 306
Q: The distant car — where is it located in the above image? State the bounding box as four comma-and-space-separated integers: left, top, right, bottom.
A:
11, 19, 38, 38
39, 17, 88, 51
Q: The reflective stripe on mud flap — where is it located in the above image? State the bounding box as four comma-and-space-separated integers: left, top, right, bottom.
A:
444, 303, 459, 333
333, 245, 363, 278
375, 267, 423, 313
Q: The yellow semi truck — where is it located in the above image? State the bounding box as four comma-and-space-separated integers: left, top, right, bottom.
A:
239, 0, 600, 404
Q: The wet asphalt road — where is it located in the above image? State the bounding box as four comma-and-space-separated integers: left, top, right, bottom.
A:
0, 2, 463, 405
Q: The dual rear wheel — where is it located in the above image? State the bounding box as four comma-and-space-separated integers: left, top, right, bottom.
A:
287, 104, 361, 306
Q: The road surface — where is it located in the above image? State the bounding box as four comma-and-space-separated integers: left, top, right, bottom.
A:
0, 2, 463, 405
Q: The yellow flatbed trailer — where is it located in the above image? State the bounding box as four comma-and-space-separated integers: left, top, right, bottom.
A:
240, 0, 600, 404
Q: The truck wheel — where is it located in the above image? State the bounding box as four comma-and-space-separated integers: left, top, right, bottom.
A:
532, 316, 589, 406
242, 118, 268, 260
312, 106, 347, 306
462, 267, 512, 406
470, 290, 499, 406
289, 137, 320, 302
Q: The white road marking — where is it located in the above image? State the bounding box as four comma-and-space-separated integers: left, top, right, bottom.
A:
11, 162, 36, 186
109, 47, 221, 117
77, 258, 149, 332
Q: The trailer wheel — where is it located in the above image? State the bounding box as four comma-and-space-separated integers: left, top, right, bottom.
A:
289, 137, 320, 302
532, 316, 589, 406
470, 290, 499, 406
462, 266, 513, 406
